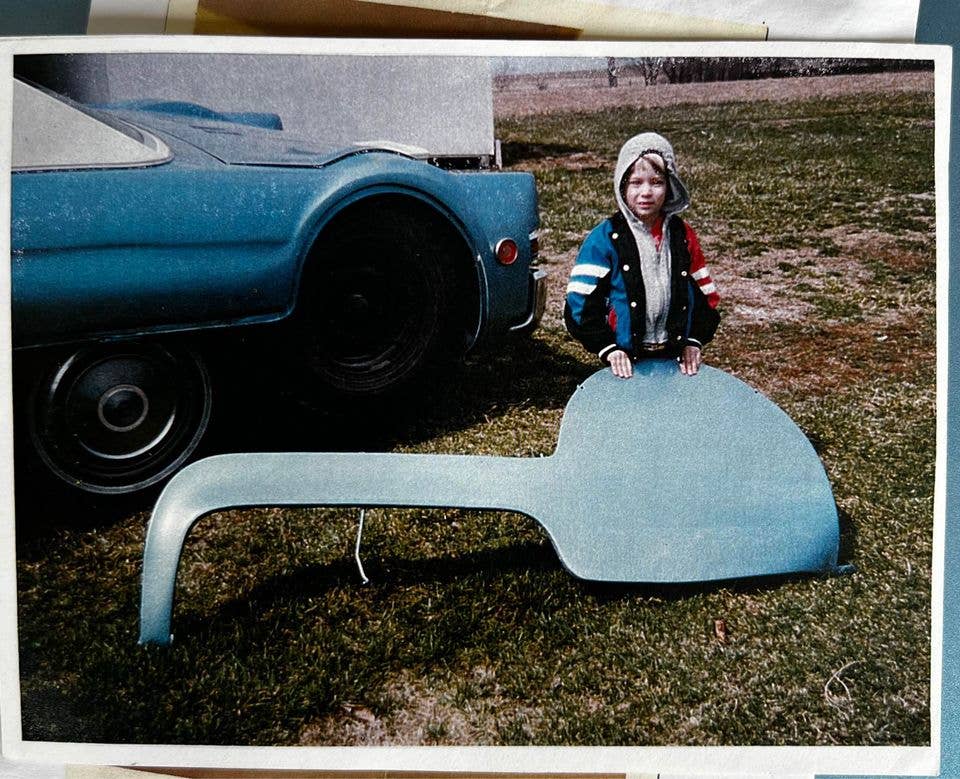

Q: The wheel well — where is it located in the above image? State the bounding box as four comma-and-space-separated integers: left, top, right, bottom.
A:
299, 194, 481, 352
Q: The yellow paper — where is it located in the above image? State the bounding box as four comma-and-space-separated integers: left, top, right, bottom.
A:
357, 0, 767, 39
165, 0, 201, 33
66, 767, 176, 779
189, 0, 766, 40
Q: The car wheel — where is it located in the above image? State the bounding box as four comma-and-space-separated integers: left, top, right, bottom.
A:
298, 203, 462, 395
28, 343, 212, 494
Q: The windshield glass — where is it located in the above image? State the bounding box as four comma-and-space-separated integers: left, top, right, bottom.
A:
12, 79, 170, 171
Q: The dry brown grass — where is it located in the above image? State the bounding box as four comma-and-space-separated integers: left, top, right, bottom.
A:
495, 70, 935, 118
299, 667, 544, 745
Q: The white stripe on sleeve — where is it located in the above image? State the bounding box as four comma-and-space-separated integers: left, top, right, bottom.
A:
567, 280, 597, 296
699, 281, 717, 295
691, 267, 711, 280
572, 263, 610, 278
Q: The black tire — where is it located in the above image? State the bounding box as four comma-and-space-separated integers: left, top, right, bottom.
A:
28, 342, 212, 495
297, 201, 465, 395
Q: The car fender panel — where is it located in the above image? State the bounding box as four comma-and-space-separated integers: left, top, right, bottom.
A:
139, 361, 843, 644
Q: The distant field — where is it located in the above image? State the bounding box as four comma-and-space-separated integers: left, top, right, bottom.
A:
17, 72, 936, 749
494, 69, 934, 116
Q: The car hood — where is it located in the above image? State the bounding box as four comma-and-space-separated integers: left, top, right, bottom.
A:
117, 110, 430, 167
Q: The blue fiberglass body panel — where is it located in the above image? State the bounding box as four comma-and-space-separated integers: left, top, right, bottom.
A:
12, 107, 539, 347
139, 360, 841, 645
548, 362, 839, 580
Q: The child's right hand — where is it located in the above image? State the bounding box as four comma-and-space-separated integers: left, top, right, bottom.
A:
607, 349, 633, 379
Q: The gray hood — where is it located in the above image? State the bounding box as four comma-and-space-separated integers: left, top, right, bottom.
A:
613, 132, 690, 225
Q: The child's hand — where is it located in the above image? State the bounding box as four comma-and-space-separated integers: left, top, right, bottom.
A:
607, 349, 633, 379
679, 345, 702, 376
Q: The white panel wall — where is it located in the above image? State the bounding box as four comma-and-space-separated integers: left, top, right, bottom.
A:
74, 53, 494, 157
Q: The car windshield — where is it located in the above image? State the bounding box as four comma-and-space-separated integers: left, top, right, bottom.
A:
12, 79, 170, 171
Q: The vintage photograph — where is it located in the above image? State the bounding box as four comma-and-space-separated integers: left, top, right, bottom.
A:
3, 40, 945, 770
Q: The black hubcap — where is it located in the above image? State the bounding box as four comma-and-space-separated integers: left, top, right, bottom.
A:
31, 344, 212, 494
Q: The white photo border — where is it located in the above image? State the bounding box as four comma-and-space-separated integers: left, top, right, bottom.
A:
0, 35, 949, 776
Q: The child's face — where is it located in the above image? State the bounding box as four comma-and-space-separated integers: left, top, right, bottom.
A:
623, 157, 667, 224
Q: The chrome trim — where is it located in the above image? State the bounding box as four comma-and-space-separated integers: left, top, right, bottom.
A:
510, 268, 548, 334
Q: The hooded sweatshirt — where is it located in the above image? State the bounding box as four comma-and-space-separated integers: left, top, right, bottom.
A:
613, 132, 691, 348
565, 131, 719, 361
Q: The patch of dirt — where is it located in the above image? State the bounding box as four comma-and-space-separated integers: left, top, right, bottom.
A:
537, 245, 578, 331
707, 229, 935, 392
827, 227, 936, 276
298, 666, 543, 745
730, 318, 933, 396
717, 247, 826, 328
495, 70, 934, 119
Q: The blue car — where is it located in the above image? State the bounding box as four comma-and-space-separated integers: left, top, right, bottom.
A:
11, 79, 545, 495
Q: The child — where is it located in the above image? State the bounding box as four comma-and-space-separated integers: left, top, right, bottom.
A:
564, 132, 720, 378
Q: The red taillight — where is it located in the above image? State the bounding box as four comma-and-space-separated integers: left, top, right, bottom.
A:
496, 238, 519, 265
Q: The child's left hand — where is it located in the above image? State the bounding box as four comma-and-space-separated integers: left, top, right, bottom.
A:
679, 345, 702, 376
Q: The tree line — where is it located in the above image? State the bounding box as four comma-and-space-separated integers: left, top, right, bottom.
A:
605, 56, 931, 87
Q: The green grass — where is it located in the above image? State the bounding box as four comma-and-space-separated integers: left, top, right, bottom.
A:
16, 81, 935, 747
500, 93, 935, 257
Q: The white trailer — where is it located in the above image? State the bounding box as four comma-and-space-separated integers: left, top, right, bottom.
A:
16, 52, 496, 163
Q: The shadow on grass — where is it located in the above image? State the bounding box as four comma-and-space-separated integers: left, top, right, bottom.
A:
13, 447, 152, 544
582, 567, 854, 605
205, 329, 591, 456
15, 332, 595, 539
174, 540, 562, 641
499, 140, 591, 166
174, 536, 855, 645
837, 505, 858, 566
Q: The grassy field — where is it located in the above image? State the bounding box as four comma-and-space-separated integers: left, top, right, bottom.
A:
15, 73, 936, 747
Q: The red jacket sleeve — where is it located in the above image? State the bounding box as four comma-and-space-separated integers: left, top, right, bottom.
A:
684, 222, 720, 309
